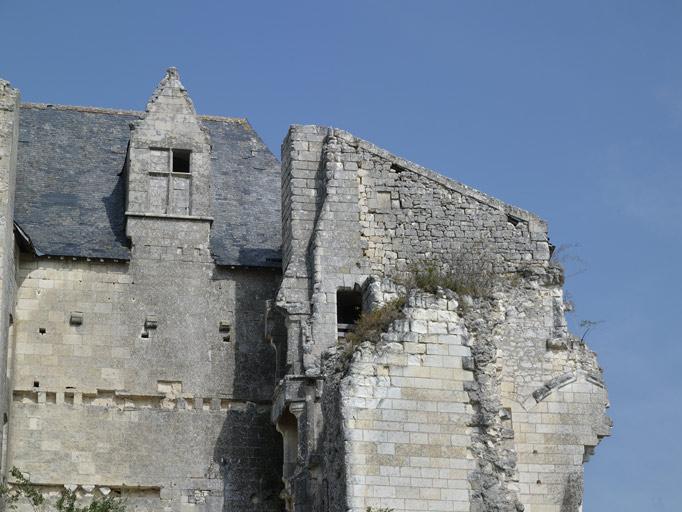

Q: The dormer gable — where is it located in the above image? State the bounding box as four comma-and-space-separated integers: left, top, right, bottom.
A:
126, 68, 212, 220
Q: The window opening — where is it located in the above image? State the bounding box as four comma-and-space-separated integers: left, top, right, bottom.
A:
337, 289, 362, 338
148, 148, 192, 215
172, 149, 191, 173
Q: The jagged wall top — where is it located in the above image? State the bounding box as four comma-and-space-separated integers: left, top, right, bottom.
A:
0, 80, 20, 109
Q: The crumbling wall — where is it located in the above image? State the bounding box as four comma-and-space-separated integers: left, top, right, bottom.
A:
325, 280, 475, 512
317, 276, 609, 512
278, 125, 550, 376
454, 269, 610, 511
276, 125, 610, 512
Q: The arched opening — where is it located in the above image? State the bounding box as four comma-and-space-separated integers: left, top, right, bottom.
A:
276, 408, 299, 480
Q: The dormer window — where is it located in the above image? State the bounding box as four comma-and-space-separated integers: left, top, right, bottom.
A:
148, 148, 192, 215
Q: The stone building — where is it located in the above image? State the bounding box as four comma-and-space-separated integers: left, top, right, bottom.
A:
0, 69, 610, 512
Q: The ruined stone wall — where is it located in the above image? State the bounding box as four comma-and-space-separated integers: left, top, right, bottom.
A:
473, 270, 610, 510
276, 125, 610, 512
333, 282, 475, 512
8, 253, 283, 511
0, 81, 20, 473
316, 277, 609, 512
278, 126, 550, 375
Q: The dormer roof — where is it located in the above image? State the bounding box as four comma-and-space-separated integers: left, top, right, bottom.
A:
14, 103, 282, 267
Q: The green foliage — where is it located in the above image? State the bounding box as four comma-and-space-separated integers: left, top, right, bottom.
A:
402, 254, 495, 298
0, 467, 44, 511
342, 297, 406, 355
0, 467, 125, 512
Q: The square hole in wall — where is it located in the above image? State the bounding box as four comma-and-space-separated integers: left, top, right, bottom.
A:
172, 149, 191, 173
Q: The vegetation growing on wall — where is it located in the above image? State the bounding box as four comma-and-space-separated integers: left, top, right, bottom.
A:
398, 247, 497, 298
342, 297, 406, 356
0, 468, 126, 512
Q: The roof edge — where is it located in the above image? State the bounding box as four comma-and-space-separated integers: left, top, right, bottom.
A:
20, 103, 247, 124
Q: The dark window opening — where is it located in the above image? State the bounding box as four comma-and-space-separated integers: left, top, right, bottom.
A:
38, 327, 46, 335
140, 332, 149, 339
172, 149, 191, 173
337, 289, 362, 338
33, 381, 39, 388
507, 213, 526, 227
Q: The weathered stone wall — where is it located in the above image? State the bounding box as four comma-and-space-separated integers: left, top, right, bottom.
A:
334, 282, 475, 512
275, 125, 610, 512
126, 67, 212, 219
312, 276, 610, 512
8, 397, 279, 509
8, 253, 283, 511
6, 69, 285, 511
278, 125, 551, 376
0, 80, 20, 473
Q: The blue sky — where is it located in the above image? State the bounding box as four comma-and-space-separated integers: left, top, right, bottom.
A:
2, 1, 680, 509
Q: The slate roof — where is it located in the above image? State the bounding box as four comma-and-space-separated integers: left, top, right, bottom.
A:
15, 104, 282, 267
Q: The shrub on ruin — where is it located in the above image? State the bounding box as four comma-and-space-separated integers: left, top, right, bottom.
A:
341, 297, 406, 357
0, 467, 126, 512
400, 249, 496, 298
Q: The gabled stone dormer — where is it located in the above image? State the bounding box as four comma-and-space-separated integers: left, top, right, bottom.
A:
127, 68, 211, 217
126, 67, 212, 220
125, 68, 213, 261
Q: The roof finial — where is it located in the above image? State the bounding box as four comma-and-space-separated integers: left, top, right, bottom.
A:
166, 67, 179, 80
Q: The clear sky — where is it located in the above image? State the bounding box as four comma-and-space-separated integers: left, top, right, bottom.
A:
1, 1, 680, 509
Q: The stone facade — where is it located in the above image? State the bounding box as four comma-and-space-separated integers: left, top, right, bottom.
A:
0, 70, 609, 512
272, 127, 610, 512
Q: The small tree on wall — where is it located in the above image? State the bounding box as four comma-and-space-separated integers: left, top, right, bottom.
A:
0, 468, 126, 512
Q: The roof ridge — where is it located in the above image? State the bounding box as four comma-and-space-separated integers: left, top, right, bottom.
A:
20, 103, 247, 123
21, 103, 143, 117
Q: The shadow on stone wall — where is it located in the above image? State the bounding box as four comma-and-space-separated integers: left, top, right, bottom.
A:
560, 470, 584, 512
212, 268, 283, 511
101, 170, 129, 250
